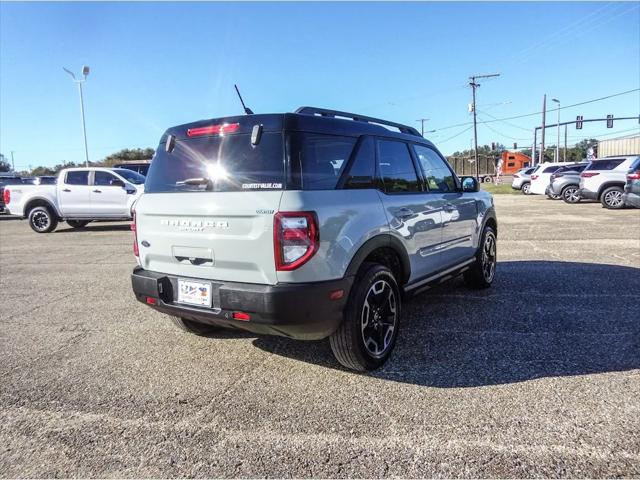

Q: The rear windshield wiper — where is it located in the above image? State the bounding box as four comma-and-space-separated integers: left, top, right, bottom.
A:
175, 177, 211, 187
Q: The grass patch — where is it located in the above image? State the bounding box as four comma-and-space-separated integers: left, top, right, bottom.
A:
481, 183, 521, 195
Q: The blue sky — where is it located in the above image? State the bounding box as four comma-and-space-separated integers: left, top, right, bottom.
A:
1, 1, 639, 169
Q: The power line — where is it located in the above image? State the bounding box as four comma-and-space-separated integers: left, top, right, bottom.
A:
431, 88, 640, 132
436, 125, 474, 144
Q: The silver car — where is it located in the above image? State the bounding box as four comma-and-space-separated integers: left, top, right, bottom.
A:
130, 107, 498, 371
511, 167, 534, 195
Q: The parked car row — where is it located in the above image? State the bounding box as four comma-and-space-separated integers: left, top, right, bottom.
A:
511, 155, 640, 209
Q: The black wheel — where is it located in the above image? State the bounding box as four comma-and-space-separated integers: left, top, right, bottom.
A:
28, 206, 58, 233
464, 225, 497, 289
330, 263, 400, 371
561, 185, 581, 204
601, 186, 625, 209
483, 176, 493, 183
67, 220, 90, 229
521, 183, 531, 195
171, 317, 220, 335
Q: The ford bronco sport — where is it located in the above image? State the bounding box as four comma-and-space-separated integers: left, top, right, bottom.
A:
131, 107, 498, 371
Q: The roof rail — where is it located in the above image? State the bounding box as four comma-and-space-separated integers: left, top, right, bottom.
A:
295, 106, 422, 137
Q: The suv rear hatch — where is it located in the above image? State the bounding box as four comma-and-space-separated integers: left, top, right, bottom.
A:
135, 116, 285, 285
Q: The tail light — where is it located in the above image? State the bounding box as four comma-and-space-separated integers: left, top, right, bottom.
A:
581, 172, 600, 178
531, 174, 539, 180
2, 188, 9, 205
513, 174, 520, 178
131, 210, 139, 257
187, 123, 239, 137
627, 172, 640, 180
274, 212, 319, 271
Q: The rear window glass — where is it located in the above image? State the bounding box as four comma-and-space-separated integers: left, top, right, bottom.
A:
586, 159, 624, 171
377, 140, 421, 193
341, 137, 375, 189
145, 133, 284, 193
66, 171, 89, 185
542, 166, 561, 173
288, 133, 356, 190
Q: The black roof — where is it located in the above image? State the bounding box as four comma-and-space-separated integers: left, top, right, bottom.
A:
162, 107, 436, 148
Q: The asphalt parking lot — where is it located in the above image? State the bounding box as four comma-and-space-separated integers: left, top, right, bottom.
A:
1, 195, 639, 478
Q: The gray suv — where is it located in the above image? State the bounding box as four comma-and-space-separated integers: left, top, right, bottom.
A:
131, 107, 498, 371
547, 163, 588, 204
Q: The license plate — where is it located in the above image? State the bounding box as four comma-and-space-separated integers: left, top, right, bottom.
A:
177, 279, 212, 307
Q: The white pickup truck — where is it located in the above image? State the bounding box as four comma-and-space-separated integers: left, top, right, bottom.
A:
2, 167, 145, 233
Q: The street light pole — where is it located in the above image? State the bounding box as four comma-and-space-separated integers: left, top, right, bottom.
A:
552, 98, 560, 163
63, 66, 90, 167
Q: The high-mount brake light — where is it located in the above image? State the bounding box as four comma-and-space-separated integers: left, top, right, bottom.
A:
3, 188, 10, 205
131, 210, 139, 257
274, 212, 319, 271
581, 172, 600, 178
186, 123, 240, 137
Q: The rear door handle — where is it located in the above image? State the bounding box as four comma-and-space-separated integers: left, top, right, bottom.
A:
93, 189, 102, 193
62, 188, 71, 192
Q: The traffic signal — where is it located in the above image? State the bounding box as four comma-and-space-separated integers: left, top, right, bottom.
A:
491, 142, 496, 150
607, 114, 613, 128
513, 143, 517, 149
576, 115, 583, 129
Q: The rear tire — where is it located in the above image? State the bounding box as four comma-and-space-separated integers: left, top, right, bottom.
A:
561, 185, 581, 204
171, 317, 220, 335
67, 220, 90, 229
521, 183, 531, 195
28, 206, 58, 233
329, 263, 400, 371
463, 225, 497, 289
601, 186, 625, 209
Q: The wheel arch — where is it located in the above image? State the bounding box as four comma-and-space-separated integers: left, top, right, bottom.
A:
345, 235, 411, 286
24, 198, 61, 219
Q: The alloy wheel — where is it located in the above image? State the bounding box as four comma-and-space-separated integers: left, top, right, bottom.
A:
32, 211, 50, 231
564, 187, 580, 203
482, 232, 497, 282
604, 190, 623, 207
361, 280, 397, 358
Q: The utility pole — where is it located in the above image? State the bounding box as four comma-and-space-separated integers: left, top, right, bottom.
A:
552, 98, 560, 162
540, 94, 547, 164
469, 73, 500, 181
531, 129, 537, 167
10, 151, 15, 171
564, 124, 567, 161
415, 118, 430, 137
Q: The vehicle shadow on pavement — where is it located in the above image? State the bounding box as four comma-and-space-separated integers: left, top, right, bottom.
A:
55, 223, 131, 233
254, 261, 640, 387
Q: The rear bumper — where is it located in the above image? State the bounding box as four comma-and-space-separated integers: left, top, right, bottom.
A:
622, 192, 640, 208
578, 188, 598, 200
131, 267, 353, 340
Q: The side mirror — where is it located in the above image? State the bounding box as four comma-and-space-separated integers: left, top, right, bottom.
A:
461, 176, 479, 192
110, 179, 125, 187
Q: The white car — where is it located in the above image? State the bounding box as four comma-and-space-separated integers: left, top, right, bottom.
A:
2, 167, 145, 233
529, 162, 577, 196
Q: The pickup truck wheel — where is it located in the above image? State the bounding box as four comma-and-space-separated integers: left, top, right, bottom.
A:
28, 206, 58, 233
329, 263, 400, 371
171, 317, 220, 335
601, 186, 625, 209
67, 220, 90, 229
464, 225, 497, 289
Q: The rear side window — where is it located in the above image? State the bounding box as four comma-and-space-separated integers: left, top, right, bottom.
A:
289, 133, 356, 190
412, 144, 455, 192
145, 133, 284, 193
586, 159, 625, 171
341, 137, 375, 189
543, 166, 561, 173
377, 140, 421, 193
65, 171, 89, 185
